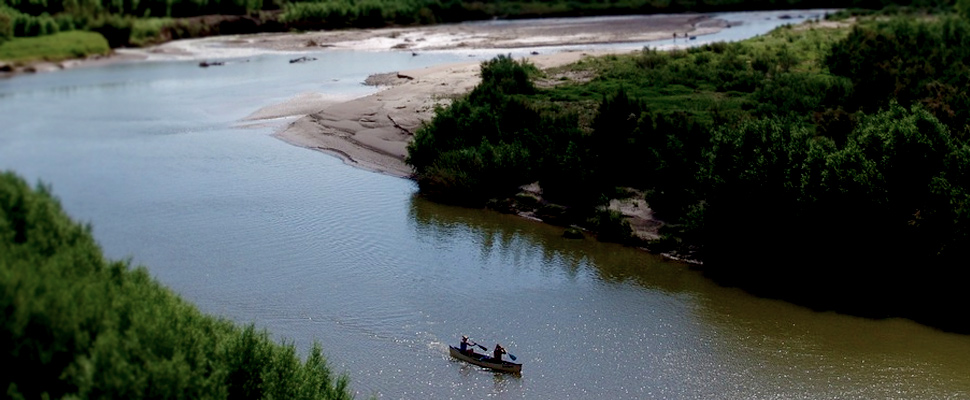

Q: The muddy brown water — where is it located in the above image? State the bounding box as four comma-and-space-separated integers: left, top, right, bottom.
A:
3, 11, 969, 399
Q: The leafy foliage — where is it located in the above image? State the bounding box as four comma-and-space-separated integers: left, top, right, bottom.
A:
960, 0, 970, 19
407, 55, 561, 204
698, 104, 970, 326
0, 171, 353, 399
410, 12, 970, 329
827, 16, 970, 135
0, 8, 13, 42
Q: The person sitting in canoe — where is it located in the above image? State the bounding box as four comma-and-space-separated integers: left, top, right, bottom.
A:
492, 344, 507, 362
459, 336, 477, 354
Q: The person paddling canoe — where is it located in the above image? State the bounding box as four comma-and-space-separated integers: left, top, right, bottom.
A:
459, 335, 477, 354
492, 344, 507, 362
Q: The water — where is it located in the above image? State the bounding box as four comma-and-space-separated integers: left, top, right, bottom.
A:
3, 11, 970, 399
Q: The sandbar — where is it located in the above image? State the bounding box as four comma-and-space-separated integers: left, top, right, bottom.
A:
235, 13, 729, 177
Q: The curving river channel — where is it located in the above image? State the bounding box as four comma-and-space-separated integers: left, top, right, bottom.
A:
3, 10, 970, 399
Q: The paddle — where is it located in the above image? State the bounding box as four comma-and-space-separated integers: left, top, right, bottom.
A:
464, 338, 488, 352
468, 339, 515, 361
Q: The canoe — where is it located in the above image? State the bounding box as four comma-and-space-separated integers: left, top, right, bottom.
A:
449, 346, 522, 374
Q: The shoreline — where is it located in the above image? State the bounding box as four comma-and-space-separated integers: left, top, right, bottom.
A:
2, 12, 723, 78
250, 13, 735, 244
271, 50, 625, 178
248, 13, 731, 178
5, 10, 825, 244
236, 12, 741, 245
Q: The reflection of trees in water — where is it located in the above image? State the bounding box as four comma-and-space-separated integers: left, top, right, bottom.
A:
407, 194, 584, 279
410, 196, 970, 397
407, 194, 696, 293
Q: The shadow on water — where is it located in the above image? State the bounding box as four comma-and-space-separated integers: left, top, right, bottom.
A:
407, 192, 701, 294
407, 193, 970, 398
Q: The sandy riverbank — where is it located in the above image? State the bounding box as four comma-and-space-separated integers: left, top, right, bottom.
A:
233, 13, 727, 178
5, 10, 823, 242
241, 13, 734, 244
217, 13, 724, 52
236, 13, 732, 243
197, 9, 831, 245
270, 49, 626, 177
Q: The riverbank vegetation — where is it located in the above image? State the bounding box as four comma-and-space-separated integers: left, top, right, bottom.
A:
407, 10, 970, 331
0, 0, 951, 64
0, 172, 353, 399
0, 30, 107, 62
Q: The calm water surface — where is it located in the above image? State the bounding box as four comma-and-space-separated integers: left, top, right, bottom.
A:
3, 11, 970, 399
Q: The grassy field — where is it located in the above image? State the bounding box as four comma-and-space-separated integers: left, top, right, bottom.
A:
0, 30, 109, 64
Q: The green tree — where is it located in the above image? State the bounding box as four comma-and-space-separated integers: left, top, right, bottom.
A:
827, 16, 970, 133
695, 103, 970, 326
0, 9, 13, 42
407, 55, 545, 204
958, 0, 970, 19
589, 87, 646, 188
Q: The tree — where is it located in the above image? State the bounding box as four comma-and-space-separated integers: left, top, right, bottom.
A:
694, 103, 970, 324
589, 87, 645, 188
0, 9, 13, 43
958, 0, 970, 20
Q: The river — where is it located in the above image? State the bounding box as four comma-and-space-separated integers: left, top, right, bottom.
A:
3, 10, 970, 399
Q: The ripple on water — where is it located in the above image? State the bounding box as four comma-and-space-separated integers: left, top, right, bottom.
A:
6, 17, 970, 399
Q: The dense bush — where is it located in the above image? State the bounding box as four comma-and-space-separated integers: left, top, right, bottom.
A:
87, 13, 132, 47
281, 0, 433, 30
409, 12, 970, 329
827, 16, 970, 135
407, 55, 556, 204
0, 6, 61, 37
697, 104, 970, 326
588, 87, 647, 188
0, 8, 12, 42
960, 0, 970, 18
0, 171, 353, 399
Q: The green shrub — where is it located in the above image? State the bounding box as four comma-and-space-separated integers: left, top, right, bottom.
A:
87, 14, 133, 47
407, 55, 549, 204
827, 16, 970, 132
473, 54, 538, 98
959, 0, 970, 19
12, 11, 60, 36
0, 171, 353, 399
0, 9, 13, 42
695, 103, 970, 324
588, 209, 632, 243
129, 17, 169, 45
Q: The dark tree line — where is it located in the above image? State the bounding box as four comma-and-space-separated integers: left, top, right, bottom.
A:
0, 0, 954, 47
409, 13, 970, 331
